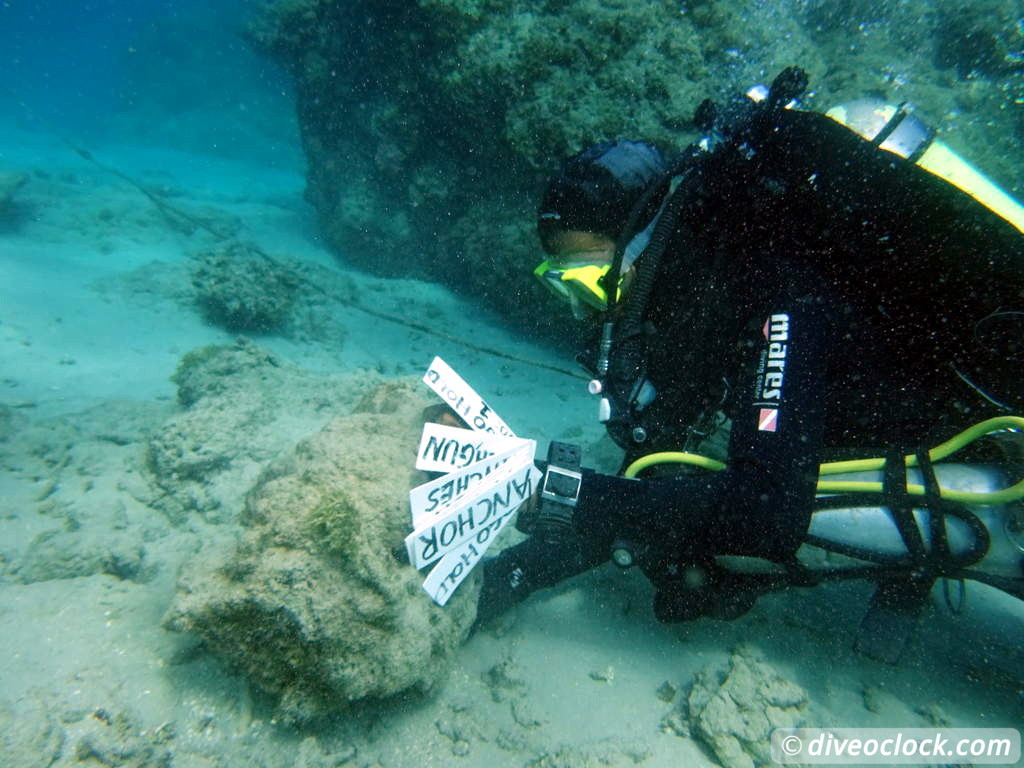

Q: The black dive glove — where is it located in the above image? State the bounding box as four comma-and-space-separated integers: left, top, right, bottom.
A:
474, 538, 559, 626
474, 443, 610, 629
474, 533, 608, 627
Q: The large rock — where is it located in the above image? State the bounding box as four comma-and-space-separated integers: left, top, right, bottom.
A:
146, 339, 375, 523
163, 378, 480, 723
246, 0, 1024, 335
687, 647, 809, 768
190, 241, 300, 333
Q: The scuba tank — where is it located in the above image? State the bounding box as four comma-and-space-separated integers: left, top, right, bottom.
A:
824, 98, 1024, 236
619, 416, 1024, 662
804, 463, 1023, 587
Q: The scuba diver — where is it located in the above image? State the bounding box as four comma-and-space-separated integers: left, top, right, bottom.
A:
475, 68, 1024, 661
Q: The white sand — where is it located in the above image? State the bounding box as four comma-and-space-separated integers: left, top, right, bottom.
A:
1, 117, 1021, 768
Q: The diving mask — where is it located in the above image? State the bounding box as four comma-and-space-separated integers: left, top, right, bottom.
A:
533, 259, 625, 318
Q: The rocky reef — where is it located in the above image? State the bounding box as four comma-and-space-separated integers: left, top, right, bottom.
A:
161, 361, 480, 723
247, 0, 1024, 333
145, 339, 365, 524
661, 645, 809, 768
190, 241, 300, 333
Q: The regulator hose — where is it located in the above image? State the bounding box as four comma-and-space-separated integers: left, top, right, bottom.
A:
622, 416, 1024, 505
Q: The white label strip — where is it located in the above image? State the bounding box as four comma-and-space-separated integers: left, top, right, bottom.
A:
405, 458, 539, 570
415, 421, 524, 474
422, 356, 515, 437
410, 441, 535, 530
422, 505, 520, 607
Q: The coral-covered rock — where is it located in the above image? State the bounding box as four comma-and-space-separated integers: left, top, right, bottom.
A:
934, 0, 1024, 77
190, 241, 299, 333
147, 340, 379, 523
246, 0, 1024, 336
686, 647, 808, 768
164, 378, 480, 723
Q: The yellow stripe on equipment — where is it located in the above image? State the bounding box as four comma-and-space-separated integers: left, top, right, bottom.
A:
826, 99, 1024, 235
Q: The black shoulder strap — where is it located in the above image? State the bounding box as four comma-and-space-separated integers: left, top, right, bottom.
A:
855, 449, 934, 663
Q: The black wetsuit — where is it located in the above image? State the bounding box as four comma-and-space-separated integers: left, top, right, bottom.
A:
479, 108, 1024, 624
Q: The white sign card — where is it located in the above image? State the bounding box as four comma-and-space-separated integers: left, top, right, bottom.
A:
405, 456, 538, 570
415, 421, 525, 474
422, 356, 515, 437
412, 358, 539, 605
409, 439, 535, 530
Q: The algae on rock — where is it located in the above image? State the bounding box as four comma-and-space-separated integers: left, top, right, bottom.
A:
148, 339, 380, 524
190, 241, 300, 333
246, 0, 1024, 338
164, 378, 480, 723
685, 646, 809, 768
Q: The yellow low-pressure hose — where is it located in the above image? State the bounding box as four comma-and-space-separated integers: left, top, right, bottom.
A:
622, 416, 1024, 505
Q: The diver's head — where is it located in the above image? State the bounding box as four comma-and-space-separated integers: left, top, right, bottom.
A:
535, 140, 667, 318
537, 140, 667, 252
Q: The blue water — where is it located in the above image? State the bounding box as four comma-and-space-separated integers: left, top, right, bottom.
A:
1, 0, 297, 162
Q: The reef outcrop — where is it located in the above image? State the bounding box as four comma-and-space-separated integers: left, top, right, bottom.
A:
662, 646, 809, 768
163, 374, 480, 723
247, 0, 1024, 334
190, 241, 300, 333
